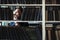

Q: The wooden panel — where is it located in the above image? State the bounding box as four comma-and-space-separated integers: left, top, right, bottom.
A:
45, 10, 48, 21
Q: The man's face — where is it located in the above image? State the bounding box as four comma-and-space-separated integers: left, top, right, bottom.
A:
14, 8, 22, 17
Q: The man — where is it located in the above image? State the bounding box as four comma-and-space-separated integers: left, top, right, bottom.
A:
13, 7, 23, 20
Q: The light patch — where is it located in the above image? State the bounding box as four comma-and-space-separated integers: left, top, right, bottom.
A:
0, 22, 2, 26
46, 24, 53, 27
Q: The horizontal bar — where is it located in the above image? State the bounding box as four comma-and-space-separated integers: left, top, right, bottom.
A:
45, 4, 60, 6
46, 21, 60, 23
1, 21, 60, 23
0, 20, 42, 23
0, 4, 42, 6
0, 4, 60, 6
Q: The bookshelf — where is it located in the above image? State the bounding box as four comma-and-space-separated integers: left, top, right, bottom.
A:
45, 0, 60, 40
0, 0, 60, 40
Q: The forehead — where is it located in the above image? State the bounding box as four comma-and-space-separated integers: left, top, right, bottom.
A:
14, 9, 21, 13
15, 9, 20, 11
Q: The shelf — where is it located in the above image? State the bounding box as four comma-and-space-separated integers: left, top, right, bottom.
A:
46, 21, 60, 23
45, 4, 60, 6
0, 4, 42, 6
0, 4, 60, 6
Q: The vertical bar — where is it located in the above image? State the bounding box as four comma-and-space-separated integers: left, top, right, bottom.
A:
58, 30, 60, 40
21, 7, 25, 20
55, 30, 59, 40
42, 0, 45, 40
48, 30, 51, 40
58, 10, 60, 20
53, 10, 55, 21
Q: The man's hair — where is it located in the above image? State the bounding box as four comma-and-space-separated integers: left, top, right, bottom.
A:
15, 6, 23, 13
